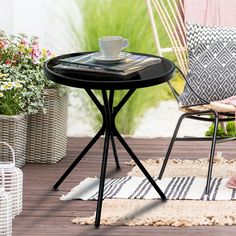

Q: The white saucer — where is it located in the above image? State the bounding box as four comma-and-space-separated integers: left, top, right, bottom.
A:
91, 52, 132, 64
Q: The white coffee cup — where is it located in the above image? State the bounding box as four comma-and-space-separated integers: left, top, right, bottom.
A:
99, 36, 129, 59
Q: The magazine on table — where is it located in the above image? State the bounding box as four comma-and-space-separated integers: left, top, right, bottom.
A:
53, 53, 161, 76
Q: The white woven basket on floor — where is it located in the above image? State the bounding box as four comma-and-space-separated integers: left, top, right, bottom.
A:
0, 142, 23, 217
0, 187, 12, 236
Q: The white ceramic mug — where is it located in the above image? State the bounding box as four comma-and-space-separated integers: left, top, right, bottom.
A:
99, 36, 129, 59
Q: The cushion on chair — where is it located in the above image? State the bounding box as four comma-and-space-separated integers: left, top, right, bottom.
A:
180, 21, 236, 106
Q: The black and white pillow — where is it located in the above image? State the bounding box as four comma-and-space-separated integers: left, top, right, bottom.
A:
180, 22, 236, 106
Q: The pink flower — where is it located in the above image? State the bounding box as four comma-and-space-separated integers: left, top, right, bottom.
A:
5, 60, 11, 65
0, 40, 8, 49
20, 37, 28, 45
47, 50, 52, 56
31, 45, 41, 59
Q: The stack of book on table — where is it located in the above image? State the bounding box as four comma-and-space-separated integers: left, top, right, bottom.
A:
53, 52, 161, 76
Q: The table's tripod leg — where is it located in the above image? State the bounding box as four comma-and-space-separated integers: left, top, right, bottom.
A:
95, 131, 110, 227
95, 90, 111, 227
108, 90, 120, 169
115, 131, 166, 200
110, 133, 120, 169
53, 127, 104, 190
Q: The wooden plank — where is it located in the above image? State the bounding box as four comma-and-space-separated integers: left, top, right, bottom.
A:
13, 137, 236, 236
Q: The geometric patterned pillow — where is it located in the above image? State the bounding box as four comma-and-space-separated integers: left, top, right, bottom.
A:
180, 22, 236, 106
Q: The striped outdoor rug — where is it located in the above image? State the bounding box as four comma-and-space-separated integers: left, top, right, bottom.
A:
61, 176, 236, 201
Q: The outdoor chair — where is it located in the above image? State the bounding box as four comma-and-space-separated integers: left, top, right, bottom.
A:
146, 0, 236, 197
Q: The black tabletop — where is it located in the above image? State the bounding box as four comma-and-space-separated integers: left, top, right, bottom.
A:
44, 52, 175, 90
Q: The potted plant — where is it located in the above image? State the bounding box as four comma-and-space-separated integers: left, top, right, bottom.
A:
0, 66, 30, 168
0, 31, 68, 166
26, 87, 69, 164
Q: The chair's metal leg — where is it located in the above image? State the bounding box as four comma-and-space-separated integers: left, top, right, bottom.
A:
158, 113, 186, 179
204, 112, 219, 196
110, 133, 120, 169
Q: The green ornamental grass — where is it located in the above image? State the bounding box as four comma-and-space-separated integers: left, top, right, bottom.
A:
67, 0, 175, 134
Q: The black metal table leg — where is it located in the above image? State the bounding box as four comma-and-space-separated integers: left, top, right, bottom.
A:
111, 89, 166, 199
53, 88, 166, 227
53, 89, 106, 190
53, 126, 104, 190
115, 130, 166, 200
110, 133, 120, 169
95, 90, 111, 227
109, 90, 120, 169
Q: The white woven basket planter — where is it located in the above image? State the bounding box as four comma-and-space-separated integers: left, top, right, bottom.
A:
0, 142, 23, 217
26, 89, 68, 163
0, 114, 27, 168
0, 187, 12, 236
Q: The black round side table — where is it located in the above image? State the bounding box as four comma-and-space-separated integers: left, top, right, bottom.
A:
44, 52, 175, 227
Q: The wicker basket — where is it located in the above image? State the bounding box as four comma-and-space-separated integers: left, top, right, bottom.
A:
0, 114, 27, 168
0, 187, 12, 236
26, 89, 68, 163
0, 142, 23, 218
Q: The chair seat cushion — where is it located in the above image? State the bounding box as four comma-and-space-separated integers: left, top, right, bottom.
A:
180, 103, 235, 113
180, 22, 236, 106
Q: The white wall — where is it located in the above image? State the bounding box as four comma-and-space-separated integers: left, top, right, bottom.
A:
0, 0, 82, 54
0, 0, 90, 137
0, 0, 14, 34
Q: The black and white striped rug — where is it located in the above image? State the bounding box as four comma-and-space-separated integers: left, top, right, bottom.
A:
61, 176, 236, 201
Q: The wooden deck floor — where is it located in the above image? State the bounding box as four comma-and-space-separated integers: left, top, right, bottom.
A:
13, 137, 236, 236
